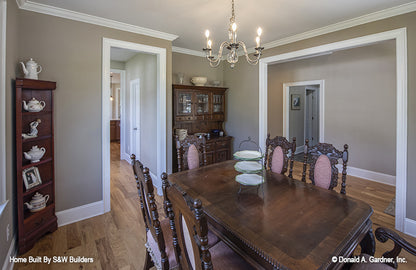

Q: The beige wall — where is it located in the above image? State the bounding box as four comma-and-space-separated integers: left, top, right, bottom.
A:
225, 11, 416, 219
110, 60, 125, 70
172, 52, 224, 86
4, 0, 172, 219
125, 53, 158, 173
268, 41, 396, 175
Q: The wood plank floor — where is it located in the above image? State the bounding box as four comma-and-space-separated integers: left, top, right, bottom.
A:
14, 143, 416, 269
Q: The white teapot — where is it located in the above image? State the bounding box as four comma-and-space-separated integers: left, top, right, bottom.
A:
22, 97, 46, 112
20, 58, 42, 80
24, 192, 49, 212
24, 145, 46, 163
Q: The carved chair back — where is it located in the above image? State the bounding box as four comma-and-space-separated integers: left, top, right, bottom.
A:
131, 154, 169, 269
264, 134, 296, 178
162, 173, 212, 270
301, 140, 349, 194
175, 135, 207, 172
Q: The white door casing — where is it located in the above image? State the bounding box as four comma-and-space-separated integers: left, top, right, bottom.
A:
102, 38, 167, 212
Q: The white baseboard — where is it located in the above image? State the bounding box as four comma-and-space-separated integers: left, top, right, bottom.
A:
121, 152, 131, 163
336, 164, 395, 186
295, 145, 304, 155
2, 235, 16, 270
56, 200, 105, 227
404, 218, 416, 238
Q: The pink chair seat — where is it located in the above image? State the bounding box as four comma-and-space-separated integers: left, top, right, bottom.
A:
271, 146, 284, 174
314, 155, 332, 189
210, 241, 255, 269
187, 144, 199, 170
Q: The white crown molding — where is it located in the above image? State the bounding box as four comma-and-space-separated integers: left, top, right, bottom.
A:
16, 0, 178, 41
261, 1, 416, 51
172, 46, 205, 57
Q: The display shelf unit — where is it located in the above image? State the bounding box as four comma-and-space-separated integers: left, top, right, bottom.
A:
15, 78, 57, 254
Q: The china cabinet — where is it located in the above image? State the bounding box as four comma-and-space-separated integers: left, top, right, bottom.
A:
173, 84, 232, 171
15, 78, 57, 254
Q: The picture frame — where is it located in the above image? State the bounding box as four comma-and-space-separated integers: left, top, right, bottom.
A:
291, 94, 301, 110
23, 166, 42, 190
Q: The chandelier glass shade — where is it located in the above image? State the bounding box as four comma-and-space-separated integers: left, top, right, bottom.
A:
203, 0, 264, 68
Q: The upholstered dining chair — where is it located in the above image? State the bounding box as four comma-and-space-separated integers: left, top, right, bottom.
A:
161, 175, 255, 270
351, 227, 416, 269
301, 140, 349, 194
264, 134, 296, 178
175, 135, 207, 172
130, 154, 177, 270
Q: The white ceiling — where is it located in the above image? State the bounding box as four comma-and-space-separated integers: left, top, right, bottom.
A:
30, 0, 415, 51
110, 47, 139, 62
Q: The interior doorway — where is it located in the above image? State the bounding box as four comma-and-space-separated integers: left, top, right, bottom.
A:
102, 38, 167, 212
283, 80, 324, 153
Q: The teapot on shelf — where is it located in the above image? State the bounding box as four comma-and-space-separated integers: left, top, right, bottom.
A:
22, 97, 46, 112
24, 192, 49, 212
20, 58, 42, 80
24, 145, 46, 163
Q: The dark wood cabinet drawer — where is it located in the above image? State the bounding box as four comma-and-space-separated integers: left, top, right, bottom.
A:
176, 116, 194, 121
212, 114, 224, 121
24, 206, 54, 233
216, 140, 229, 150
205, 142, 215, 152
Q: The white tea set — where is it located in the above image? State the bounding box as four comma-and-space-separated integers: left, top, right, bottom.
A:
20, 58, 42, 80
24, 145, 46, 163
25, 192, 49, 212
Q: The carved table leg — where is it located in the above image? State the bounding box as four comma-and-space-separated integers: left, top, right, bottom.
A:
360, 228, 376, 256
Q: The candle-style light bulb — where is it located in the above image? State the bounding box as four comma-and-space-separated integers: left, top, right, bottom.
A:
232, 22, 237, 32
207, 40, 212, 49
256, 36, 260, 48
257, 27, 262, 37
205, 30, 210, 38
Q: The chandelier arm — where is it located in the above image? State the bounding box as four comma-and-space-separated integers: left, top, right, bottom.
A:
206, 41, 231, 67
238, 41, 261, 65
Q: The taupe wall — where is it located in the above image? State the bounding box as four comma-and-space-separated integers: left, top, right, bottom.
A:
125, 53, 158, 173
110, 60, 125, 70
4, 0, 172, 218
268, 41, 396, 175
172, 52, 224, 86
0, 0, 19, 262
224, 11, 416, 219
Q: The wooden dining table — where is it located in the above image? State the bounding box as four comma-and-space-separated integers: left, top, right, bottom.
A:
168, 160, 375, 270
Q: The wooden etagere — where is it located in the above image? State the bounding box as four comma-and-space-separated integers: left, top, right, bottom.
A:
15, 78, 57, 254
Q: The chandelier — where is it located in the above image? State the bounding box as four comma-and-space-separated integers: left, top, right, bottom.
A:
203, 0, 264, 68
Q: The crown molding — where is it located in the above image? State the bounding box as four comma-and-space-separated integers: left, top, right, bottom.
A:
172, 46, 205, 57
261, 1, 416, 51
16, 0, 178, 41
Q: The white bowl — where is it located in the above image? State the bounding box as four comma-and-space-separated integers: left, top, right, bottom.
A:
191, 77, 207, 86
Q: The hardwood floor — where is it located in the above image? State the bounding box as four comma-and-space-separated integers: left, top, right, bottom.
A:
14, 143, 416, 269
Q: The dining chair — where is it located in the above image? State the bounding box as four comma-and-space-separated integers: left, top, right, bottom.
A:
301, 139, 349, 194
162, 174, 255, 270
175, 135, 207, 172
130, 154, 177, 270
351, 227, 416, 269
264, 134, 296, 178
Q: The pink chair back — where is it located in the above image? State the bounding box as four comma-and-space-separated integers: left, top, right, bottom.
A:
313, 155, 332, 190
271, 146, 284, 174
187, 144, 200, 170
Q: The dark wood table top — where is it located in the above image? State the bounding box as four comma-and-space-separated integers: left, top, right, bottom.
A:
168, 160, 374, 270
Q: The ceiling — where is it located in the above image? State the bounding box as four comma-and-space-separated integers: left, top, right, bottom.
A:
29, 0, 415, 51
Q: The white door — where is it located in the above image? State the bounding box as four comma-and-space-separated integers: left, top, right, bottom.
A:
305, 88, 319, 146
130, 79, 141, 159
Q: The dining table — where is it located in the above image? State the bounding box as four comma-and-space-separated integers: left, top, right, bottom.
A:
168, 160, 376, 270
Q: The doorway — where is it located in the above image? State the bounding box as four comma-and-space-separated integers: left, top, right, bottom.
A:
283, 80, 324, 154
102, 38, 167, 212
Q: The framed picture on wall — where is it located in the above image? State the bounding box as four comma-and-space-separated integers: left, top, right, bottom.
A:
22, 166, 42, 190
291, 94, 301, 110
